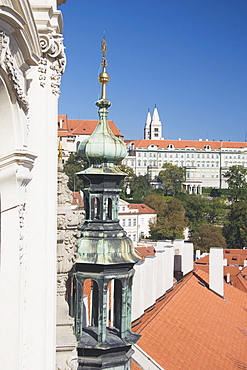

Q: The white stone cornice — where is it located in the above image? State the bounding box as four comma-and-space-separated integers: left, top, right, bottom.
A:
0, 149, 37, 171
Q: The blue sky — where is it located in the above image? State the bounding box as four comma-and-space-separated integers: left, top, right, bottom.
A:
58, 0, 247, 142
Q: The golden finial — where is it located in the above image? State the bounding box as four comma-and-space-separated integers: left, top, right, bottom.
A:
98, 33, 110, 99
101, 34, 107, 58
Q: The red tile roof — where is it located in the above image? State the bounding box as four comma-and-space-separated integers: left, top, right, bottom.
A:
135, 246, 156, 260
125, 139, 247, 150
132, 269, 247, 370
131, 359, 143, 370
128, 204, 156, 214
58, 114, 123, 138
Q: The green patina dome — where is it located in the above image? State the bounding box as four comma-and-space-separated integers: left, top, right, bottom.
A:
78, 99, 126, 167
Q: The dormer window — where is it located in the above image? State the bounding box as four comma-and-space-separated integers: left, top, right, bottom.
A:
168, 144, 174, 149
204, 145, 211, 150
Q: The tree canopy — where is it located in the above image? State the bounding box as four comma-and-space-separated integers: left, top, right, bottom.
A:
63, 153, 84, 191
158, 163, 185, 196
148, 197, 188, 241
190, 224, 226, 253
224, 165, 247, 202
223, 201, 247, 248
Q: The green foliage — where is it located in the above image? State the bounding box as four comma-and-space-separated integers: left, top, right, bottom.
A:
158, 163, 185, 196
63, 153, 84, 192
223, 201, 247, 248
144, 194, 167, 216
224, 165, 247, 202
129, 174, 154, 201
190, 224, 226, 253
148, 197, 188, 241
117, 165, 135, 199
184, 194, 226, 231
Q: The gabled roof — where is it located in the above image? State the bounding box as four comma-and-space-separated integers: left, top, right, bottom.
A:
132, 269, 247, 370
58, 114, 123, 138
125, 139, 247, 150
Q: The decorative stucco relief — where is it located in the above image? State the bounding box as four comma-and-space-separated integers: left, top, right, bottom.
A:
56, 163, 80, 369
57, 0, 68, 6
39, 33, 66, 96
0, 32, 29, 112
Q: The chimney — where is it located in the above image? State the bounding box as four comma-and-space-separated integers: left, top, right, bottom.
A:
195, 249, 201, 260
209, 247, 224, 297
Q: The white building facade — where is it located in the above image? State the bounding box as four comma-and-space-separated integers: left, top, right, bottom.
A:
118, 199, 157, 245
0, 1, 67, 369
124, 139, 247, 190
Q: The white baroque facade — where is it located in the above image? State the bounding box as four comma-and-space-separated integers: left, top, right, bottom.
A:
124, 139, 247, 190
0, 1, 66, 369
118, 199, 157, 245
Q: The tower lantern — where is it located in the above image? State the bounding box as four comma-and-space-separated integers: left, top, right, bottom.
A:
73, 37, 140, 369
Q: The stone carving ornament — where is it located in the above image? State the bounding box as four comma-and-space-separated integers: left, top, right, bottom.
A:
0, 32, 29, 112
39, 33, 66, 96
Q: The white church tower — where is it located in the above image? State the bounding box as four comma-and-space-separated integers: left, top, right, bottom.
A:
144, 108, 152, 139
144, 105, 163, 140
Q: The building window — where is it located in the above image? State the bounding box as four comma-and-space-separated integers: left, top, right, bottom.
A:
187, 154, 189, 158
138, 152, 141, 157
164, 153, 167, 158
197, 154, 200, 158
159, 153, 161, 157
122, 219, 125, 226
133, 234, 136, 241
170, 154, 173, 158
212, 154, 214, 158
122, 206, 125, 211
133, 219, 136, 226
144, 152, 146, 157
202, 154, 205, 158
138, 161, 141, 166
131, 161, 134, 166
154, 128, 159, 132
154, 134, 158, 137
191, 154, 194, 158
176, 153, 178, 158
144, 161, 147, 166
128, 219, 131, 226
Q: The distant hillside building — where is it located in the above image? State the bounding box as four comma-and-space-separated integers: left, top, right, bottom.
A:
118, 199, 157, 245
124, 138, 247, 190
58, 114, 123, 162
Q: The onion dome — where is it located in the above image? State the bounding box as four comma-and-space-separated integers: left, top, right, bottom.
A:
78, 38, 127, 169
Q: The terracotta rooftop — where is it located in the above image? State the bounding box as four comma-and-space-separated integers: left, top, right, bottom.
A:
125, 139, 247, 150
58, 114, 123, 138
130, 359, 143, 370
135, 246, 156, 260
132, 269, 247, 370
128, 204, 156, 214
